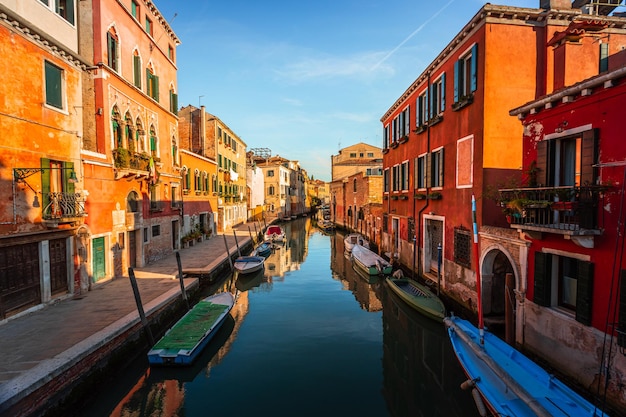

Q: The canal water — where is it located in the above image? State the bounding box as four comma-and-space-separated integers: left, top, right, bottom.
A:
84, 217, 480, 417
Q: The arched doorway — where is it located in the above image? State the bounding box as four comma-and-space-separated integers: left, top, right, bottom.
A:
482, 248, 516, 340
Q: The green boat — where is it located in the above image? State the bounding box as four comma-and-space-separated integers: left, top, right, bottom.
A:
386, 277, 445, 322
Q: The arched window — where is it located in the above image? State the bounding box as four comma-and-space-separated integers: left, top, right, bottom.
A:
182, 167, 190, 192
133, 50, 141, 88
194, 169, 200, 192
125, 112, 134, 152
111, 107, 122, 148
135, 118, 144, 152
171, 136, 178, 166
146, 65, 159, 101
268, 185, 275, 196
107, 27, 119, 72
353, 178, 357, 192
203, 171, 208, 193
127, 191, 140, 212
212, 174, 217, 193
149, 125, 157, 158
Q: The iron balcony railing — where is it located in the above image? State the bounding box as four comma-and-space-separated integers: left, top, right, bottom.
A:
498, 185, 608, 234
42, 192, 87, 220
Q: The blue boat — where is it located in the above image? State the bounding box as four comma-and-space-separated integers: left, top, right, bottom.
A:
445, 195, 607, 416
148, 292, 235, 366
255, 241, 272, 257
444, 316, 607, 416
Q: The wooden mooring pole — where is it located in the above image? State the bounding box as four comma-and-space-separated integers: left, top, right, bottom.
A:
233, 230, 241, 257
223, 234, 233, 271
128, 267, 154, 346
176, 251, 190, 310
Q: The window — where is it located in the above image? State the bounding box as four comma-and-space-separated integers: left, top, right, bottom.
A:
131, 0, 139, 19
111, 107, 122, 148
168, 45, 174, 61
145, 16, 153, 36
182, 168, 190, 192
430, 74, 446, 117
44, 61, 63, 109
454, 44, 478, 103
171, 186, 179, 206
599, 42, 609, 73
415, 155, 427, 189
399, 106, 410, 138
454, 227, 471, 268
367, 152, 374, 158
534, 252, 594, 325
353, 179, 357, 192
39, 0, 75, 25
267, 170, 274, 177
127, 191, 140, 212
194, 169, 201, 192
392, 165, 400, 192
149, 126, 157, 157
169, 88, 178, 115
125, 112, 134, 151
383, 125, 389, 149
401, 161, 409, 191
151, 225, 160, 237
133, 52, 141, 88
268, 185, 275, 195
359, 153, 364, 157
143, 227, 149, 243
107, 29, 119, 71
350, 153, 357, 158
171, 137, 178, 166
146, 68, 159, 101
383, 168, 389, 193
431, 148, 444, 188
416, 90, 428, 128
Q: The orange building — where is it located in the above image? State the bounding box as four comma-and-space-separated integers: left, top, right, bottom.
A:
0, 1, 88, 319
79, 0, 181, 282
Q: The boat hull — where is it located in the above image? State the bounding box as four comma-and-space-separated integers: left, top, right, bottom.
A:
255, 242, 272, 257
351, 245, 392, 276
234, 256, 265, 274
386, 278, 445, 321
148, 292, 234, 366
444, 316, 607, 417
343, 233, 369, 253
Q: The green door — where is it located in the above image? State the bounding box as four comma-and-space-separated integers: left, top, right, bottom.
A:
92, 237, 106, 282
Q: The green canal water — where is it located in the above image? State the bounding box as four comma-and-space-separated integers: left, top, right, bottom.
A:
84, 217, 479, 417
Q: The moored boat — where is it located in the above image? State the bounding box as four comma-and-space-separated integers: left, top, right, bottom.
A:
351, 245, 392, 276
445, 195, 608, 416
254, 241, 272, 257
265, 225, 286, 242
343, 233, 369, 253
386, 276, 445, 321
148, 291, 235, 366
234, 255, 265, 274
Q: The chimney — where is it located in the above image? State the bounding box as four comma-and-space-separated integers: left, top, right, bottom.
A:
540, 0, 572, 9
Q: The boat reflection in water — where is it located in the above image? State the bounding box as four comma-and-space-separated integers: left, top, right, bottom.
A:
382, 286, 481, 417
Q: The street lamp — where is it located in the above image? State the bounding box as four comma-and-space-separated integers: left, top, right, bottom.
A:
13, 167, 79, 207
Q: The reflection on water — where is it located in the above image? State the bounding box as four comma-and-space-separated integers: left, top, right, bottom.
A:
382, 287, 480, 417
84, 218, 478, 417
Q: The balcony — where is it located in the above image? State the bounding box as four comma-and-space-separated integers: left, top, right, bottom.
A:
498, 185, 607, 248
149, 201, 165, 213
113, 148, 153, 180
42, 192, 87, 227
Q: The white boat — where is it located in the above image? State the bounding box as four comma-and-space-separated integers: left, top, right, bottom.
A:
233, 255, 265, 274
343, 233, 369, 253
265, 225, 285, 242
351, 245, 392, 276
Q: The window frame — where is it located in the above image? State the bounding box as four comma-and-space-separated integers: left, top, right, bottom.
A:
44, 60, 64, 110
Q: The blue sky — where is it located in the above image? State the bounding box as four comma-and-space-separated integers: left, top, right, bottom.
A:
156, 0, 539, 181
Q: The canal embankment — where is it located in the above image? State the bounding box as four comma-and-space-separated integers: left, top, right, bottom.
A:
0, 226, 257, 417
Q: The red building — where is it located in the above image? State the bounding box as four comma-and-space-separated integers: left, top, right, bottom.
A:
507, 65, 626, 414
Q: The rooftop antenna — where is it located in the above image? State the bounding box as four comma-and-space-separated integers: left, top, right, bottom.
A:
199, 95, 204, 107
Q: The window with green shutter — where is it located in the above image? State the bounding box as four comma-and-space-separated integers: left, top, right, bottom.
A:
133, 54, 141, 88
575, 261, 594, 326
170, 89, 178, 115
45, 61, 63, 109
533, 252, 552, 307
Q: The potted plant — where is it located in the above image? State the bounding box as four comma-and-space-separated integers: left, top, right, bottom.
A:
415, 192, 427, 200
428, 192, 442, 200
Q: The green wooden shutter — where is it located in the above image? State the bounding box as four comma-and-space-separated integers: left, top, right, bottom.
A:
439, 148, 445, 187
133, 55, 141, 88
453, 60, 460, 102
470, 44, 478, 92
416, 97, 422, 126
618, 270, 626, 348
428, 85, 434, 120
41, 158, 51, 210
425, 153, 432, 188
154, 75, 159, 102
533, 252, 551, 306
145, 68, 151, 95
575, 261, 594, 326
172, 92, 178, 115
